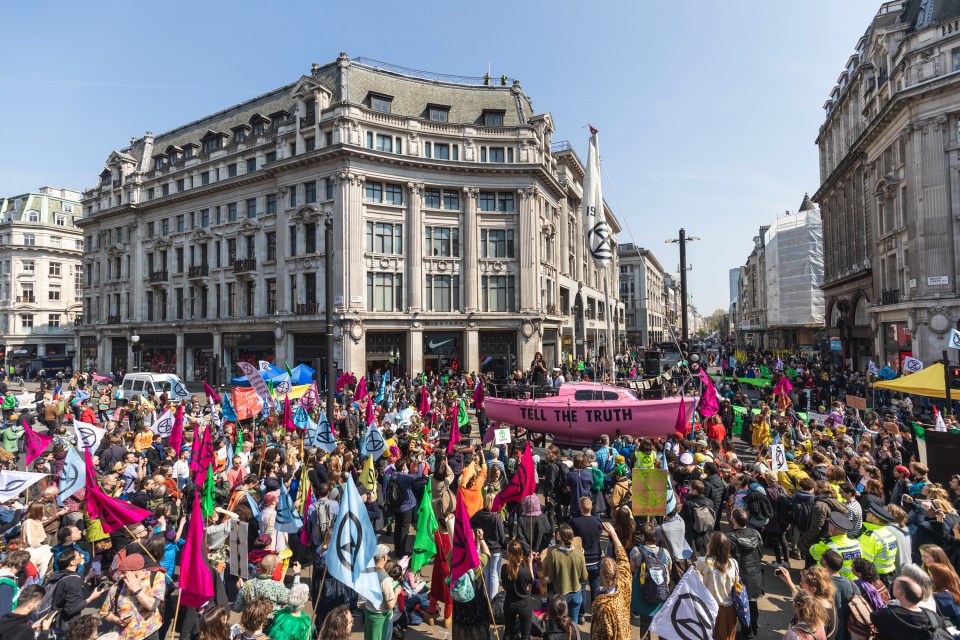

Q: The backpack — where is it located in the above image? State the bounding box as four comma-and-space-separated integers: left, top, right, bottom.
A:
385, 477, 404, 508
747, 490, 773, 525
590, 467, 605, 493
771, 485, 791, 526
792, 495, 815, 533
846, 593, 876, 640
0, 576, 19, 608
312, 499, 333, 543
552, 462, 570, 501
450, 571, 476, 603
921, 608, 955, 640
637, 545, 670, 604
32, 573, 79, 625
692, 503, 716, 534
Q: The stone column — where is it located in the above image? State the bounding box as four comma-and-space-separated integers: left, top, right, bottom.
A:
407, 182, 424, 312
212, 330, 223, 364
519, 187, 538, 312
573, 198, 584, 283
463, 324, 479, 373
175, 332, 185, 379
295, 98, 305, 155
336, 171, 365, 312
408, 326, 424, 375
558, 197, 570, 277
463, 187, 479, 312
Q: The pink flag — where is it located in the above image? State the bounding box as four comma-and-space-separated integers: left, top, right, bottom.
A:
418, 385, 430, 415
23, 421, 53, 466
282, 395, 296, 432
492, 441, 537, 512
300, 382, 319, 412
698, 370, 720, 418
179, 489, 215, 608
354, 377, 367, 402
450, 489, 480, 584
169, 405, 184, 454
190, 423, 215, 477
774, 376, 793, 397
673, 394, 687, 435
83, 449, 102, 520
203, 381, 221, 404
89, 486, 153, 533
366, 396, 375, 426
447, 423, 461, 454
472, 378, 485, 406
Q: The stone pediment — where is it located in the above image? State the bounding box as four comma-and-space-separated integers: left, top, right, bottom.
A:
234, 218, 261, 234
291, 75, 332, 100
151, 236, 172, 249
290, 205, 322, 223
106, 243, 126, 257
190, 227, 213, 241
107, 151, 136, 166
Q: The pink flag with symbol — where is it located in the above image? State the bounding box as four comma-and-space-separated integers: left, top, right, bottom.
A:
168, 404, 184, 454
179, 489, 215, 608
450, 488, 480, 584
491, 441, 536, 512
24, 421, 53, 466
698, 370, 720, 418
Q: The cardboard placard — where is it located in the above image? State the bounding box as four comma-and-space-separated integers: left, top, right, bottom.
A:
631, 468, 668, 517
845, 395, 868, 411
228, 521, 249, 579
494, 427, 511, 445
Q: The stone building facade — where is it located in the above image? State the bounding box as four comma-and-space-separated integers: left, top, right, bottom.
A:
78, 55, 623, 380
618, 243, 666, 346
814, 0, 960, 368
0, 187, 84, 371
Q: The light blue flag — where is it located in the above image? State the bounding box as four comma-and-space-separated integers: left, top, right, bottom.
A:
221, 394, 237, 422
246, 492, 261, 519
325, 476, 383, 608
275, 482, 302, 534
58, 446, 84, 506
74, 390, 90, 402
772, 431, 781, 445
314, 412, 337, 453
224, 440, 234, 474
293, 405, 309, 429
661, 450, 676, 515
362, 422, 387, 461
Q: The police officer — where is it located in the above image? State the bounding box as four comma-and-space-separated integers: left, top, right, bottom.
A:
634, 438, 656, 469
857, 505, 899, 590
810, 511, 862, 579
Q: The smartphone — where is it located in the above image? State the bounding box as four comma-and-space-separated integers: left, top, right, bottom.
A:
98, 580, 111, 591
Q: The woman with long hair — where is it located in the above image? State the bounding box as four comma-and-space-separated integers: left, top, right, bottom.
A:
541, 524, 588, 627
782, 590, 828, 640
777, 566, 837, 639
317, 604, 352, 640
696, 532, 738, 640
21, 501, 51, 577
928, 563, 960, 628
267, 583, 313, 640
500, 539, 534, 640
542, 593, 578, 640
198, 605, 230, 640
630, 520, 671, 635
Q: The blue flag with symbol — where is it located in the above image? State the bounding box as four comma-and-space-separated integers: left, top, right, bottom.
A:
314, 412, 337, 453
661, 450, 676, 514
221, 394, 237, 422
246, 492, 261, 519
275, 482, 302, 534
325, 476, 383, 608
361, 422, 387, 461
293, 405, 309, 430
878, 365, 897, 380
58, 446, 85, 505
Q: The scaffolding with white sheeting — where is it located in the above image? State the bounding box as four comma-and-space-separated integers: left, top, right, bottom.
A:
764, 209, 824, 327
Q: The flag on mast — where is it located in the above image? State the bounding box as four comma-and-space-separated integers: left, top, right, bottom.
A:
583, 126, 612, 268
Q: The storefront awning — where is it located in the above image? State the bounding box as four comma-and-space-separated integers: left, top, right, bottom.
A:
874, 363, 949, 399
11, 347, 36, 357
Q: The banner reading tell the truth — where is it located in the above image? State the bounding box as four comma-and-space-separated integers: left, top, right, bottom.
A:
632, 468, 668, 517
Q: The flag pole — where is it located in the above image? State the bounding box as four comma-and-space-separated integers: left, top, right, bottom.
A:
169, 589, 183, 640
475, 567, 501, 640
309, 563, 329, 624
124, 525, 158, 562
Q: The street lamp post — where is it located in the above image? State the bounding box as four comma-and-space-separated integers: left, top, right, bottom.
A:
131, 332, 141, 372
665, 229, 700, 341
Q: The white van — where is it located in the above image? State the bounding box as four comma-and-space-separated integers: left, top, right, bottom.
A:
118, 372, 190, 401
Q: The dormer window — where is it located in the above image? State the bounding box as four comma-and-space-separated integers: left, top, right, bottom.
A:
153, 154, 167, 170
369, 93, 393, 113
200, 131, 224, 153
428, 104, 450, 122
183, 144, 197, 159
232, 125, 250, 144
269, 110, 289, 127
482, 110, 505, 127
252, 121, 265, 136
250, 114, 270, 136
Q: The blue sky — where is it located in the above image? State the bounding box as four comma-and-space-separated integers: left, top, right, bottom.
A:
0, 1, 881, 315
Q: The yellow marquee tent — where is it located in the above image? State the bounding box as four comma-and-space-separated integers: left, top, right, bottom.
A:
873, 362, 950, 399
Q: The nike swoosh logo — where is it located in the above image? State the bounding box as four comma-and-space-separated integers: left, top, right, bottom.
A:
428, 339, 454, 349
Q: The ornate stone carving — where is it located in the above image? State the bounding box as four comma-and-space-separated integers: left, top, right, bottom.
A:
407, 181, 424, 196
463, 186, 479, 199
520, 186, 537, 201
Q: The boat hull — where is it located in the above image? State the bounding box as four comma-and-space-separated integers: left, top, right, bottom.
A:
484, 394, 697, 441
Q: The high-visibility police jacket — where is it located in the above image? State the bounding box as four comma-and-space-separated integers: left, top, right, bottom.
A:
635, 450, 656, 469
810, 534, 862, 579
858, 522, 899, 576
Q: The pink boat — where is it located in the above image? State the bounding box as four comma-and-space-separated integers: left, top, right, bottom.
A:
484, 382, 698, 442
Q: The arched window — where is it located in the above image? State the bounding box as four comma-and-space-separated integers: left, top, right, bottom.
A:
854, 296, 870, 326
830, 303, 843, 327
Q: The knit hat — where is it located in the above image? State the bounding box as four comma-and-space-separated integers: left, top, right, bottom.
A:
521, 494, 542, 517
894, 465, 911, 478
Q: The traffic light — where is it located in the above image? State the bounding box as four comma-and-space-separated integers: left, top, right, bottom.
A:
688, 352, 702, 376
950, 366, 960, 389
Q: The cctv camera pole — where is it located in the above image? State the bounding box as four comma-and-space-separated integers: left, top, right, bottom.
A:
325, 217, 336, 420
679, 228, 689, 342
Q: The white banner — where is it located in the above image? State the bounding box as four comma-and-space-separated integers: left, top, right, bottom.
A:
650, 567, 719, 640
73, 420, 105, 451
806, 412, 830, 426
868, 361, 879, 375
950, 328, 960, 350
770, 443, 787, 474
237, 361, 276, 410
0, 471, 47, 502
903, 356, 924, 373
582, 129, 612, 268
151, 409, 174, 437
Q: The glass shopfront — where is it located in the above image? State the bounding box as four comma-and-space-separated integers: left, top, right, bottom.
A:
139, 334, 177, 373
224, 331, 275, 371
883, 322, 912, 369
423, 331, 462, 376
365, 331, 404, 379
80, 336, 98, 374
111, 337, 128, 374
479, 331, 516, 380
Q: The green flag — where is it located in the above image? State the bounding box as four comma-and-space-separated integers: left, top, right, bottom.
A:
202, 463, 216, 518
285, 361, 294, 380
760, 365, 771, 379
236, 427, 244, 449
912, 422, 926, 442
410, 479, 438, 573
786, 367, 798, 378
458, 399, 469, 428
267, 379, 275, 396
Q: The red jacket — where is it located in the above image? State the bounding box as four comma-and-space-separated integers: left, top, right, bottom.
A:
79, 407, 98, 425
